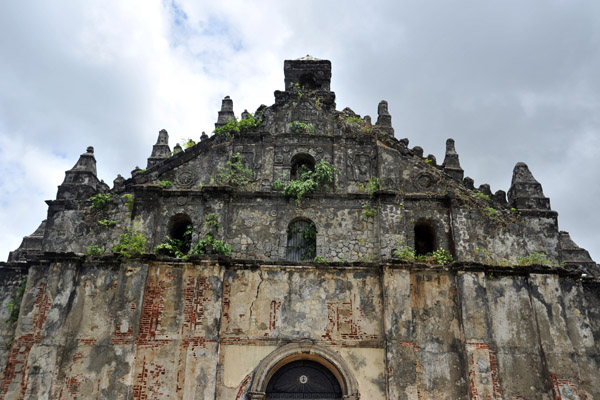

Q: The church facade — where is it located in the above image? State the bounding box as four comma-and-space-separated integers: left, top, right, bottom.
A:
1, 56, 599, 399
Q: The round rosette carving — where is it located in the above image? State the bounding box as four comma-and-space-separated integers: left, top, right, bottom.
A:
415, 172, 435, 191
176, 171, 195, 188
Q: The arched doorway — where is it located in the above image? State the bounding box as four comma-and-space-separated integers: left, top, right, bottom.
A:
265, 360, 342, 399
248, 342, 359, 400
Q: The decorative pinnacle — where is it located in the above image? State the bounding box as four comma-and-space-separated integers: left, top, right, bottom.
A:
508, 162, 550, 210
442, 138, 463, 181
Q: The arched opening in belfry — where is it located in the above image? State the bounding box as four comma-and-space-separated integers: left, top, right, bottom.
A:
290, 153, 315, 180
298, 73, 319, 90
265, 360, 343, 399
167, 213, 193, 253
414, 219, 436, 255
286, 219, 317, 262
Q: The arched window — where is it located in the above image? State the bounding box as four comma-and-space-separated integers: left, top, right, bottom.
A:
286, 219, 316, 261
414, 219, 436, 255
290, 153, 315, 180
167, 213, 193, 253
266, 360, 342, 399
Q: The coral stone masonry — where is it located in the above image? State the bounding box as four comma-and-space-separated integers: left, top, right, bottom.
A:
1, 56, 599, 399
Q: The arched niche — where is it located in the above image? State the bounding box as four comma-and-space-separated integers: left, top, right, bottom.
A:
299, 73, 320, 90
414, 218, 436, 255
167, 213, 193, 252
247, 342, 360, 400
290, 153, 316, 180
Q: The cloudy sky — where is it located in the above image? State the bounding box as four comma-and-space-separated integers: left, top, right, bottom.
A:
1, 0, 599, 262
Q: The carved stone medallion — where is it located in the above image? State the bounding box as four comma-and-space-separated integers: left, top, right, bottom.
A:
415, 173, 435, 191
176, 171, 195, 188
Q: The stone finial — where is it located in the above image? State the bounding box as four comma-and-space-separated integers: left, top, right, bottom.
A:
399, 138, 409, 147
442, 138, 464, 181
375, 100, 394, 135
507, 162, 550, 210
478, 184, 492, 196
147, 129, 172, 169
200, 131, 208, 141
463, 177, 475, 190
493, 190, 507, 205
412, 146, 424, 158
71, 147, 97, 174
173, 143, 183, 154
241, 109, 250, 120
56, 146, 100, 200
215, 96, 236, 129
113, 174, 125, 191
426, 154, 437, 166
156, 129, 169, 144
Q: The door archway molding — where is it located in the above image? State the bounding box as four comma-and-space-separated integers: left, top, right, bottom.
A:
247, 341, 360, 399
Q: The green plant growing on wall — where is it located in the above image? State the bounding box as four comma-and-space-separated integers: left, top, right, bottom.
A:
190, 213, 232, 256
473, 192, 491, 201
424, 249, 454, 265
274, 160, 337, 204
6, 278, 27, 324
393, 246, 453, 265
362, 204, 378, 218
393, 246, 416, 262
358, 177, 381, 197
358, 177, 381, 216
344, 116, 363, 125
89, 193, 112, 211
86, 245, 105, 256
294, 83, 303, 100
272, 178, 285, 191
313, 256, 327, 263
97, 219, 117, 228
214, 153, 254, 188
482, 206, 497, 217
158, 180, 173, 189
238, 113, 261, 133
213, 119, 239, 139
155, 224, 193, 259
288, 121, 316, 134
517, 252, 551, 266
179, 138, 196, 149
213, 114, 261, 139
112, 230, 147, 258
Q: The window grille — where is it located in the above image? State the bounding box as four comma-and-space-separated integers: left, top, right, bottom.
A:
286, 220, 316, 261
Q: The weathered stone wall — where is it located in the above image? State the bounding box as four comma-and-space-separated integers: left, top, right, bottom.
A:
1, 258, 598, 399
0, 266, 28, 388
